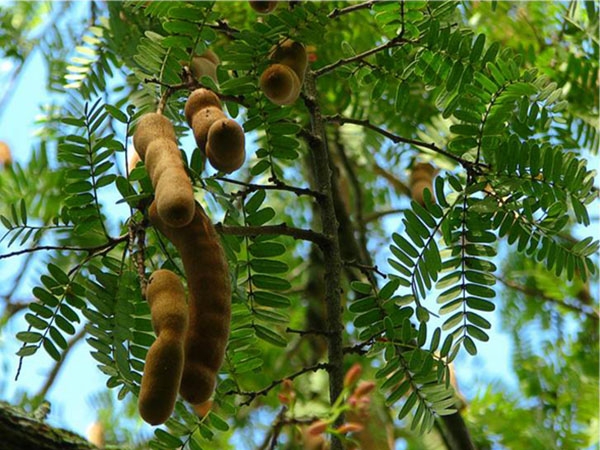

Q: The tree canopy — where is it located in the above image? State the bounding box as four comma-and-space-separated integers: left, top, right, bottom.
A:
0, 1, 598, 449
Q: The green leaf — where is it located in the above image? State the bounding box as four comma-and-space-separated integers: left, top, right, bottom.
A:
252, 274, 291, 291
254, 324, 287, 347
16, 331, 43, 343
351, 281, 372, 295
43, 337, 61, 361
248, 242, 285, 258
253, 291, 290, 308
154, 429, 183, 448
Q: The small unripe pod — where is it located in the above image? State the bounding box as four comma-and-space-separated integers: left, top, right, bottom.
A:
149, 202, 231, 406
249, 0, 278, 14
409, 162, 436, 206
133, 113, 195, 227
138, 269, 189, 425
206, 118, 246, 174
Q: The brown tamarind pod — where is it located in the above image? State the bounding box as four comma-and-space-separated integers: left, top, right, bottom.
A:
259, 64, 301, 106
132, 113, 177, 159
409, 162, 436, 206
206, 118, 246, 173
260, 39, 307, 105
133, 113, 195, 227
138, 269, 189, 425
249, 0, 278, 14
190, 106, 227, 153
149, 201, 231, 406
271, 39, 308, 82
190, 50, 220, 83
184, 88, 222, 127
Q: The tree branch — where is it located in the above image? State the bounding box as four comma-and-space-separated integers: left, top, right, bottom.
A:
303, 71, 346, 450
498, 277, 599, 321
0, 235, 128, 261
215, 223, 329, 247
326, 114, 485, 169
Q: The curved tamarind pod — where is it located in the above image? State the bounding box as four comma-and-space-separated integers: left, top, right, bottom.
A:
190, 50, 220, 83
138, 269, 189, 425
206, 118, 246, 173
259, 63, 301, 106
149, 201, 231, 405
190, 106, 227, 153
184, 88, 222, 126
133, 113, 195, 227
409, 162, 436, 206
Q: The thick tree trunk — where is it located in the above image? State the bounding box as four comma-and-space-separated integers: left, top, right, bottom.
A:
0, 401, 97, 450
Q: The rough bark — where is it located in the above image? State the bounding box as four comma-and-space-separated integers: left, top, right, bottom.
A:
0, 401, 97, 450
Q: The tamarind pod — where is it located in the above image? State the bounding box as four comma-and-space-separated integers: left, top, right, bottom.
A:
409, 162, 436, 206
184, 88, 222, 127
190, 106, 228, 153
133, 113, 195, 227
206, 118, 246, 173
249, 0, 278, 14
410, 162, 436, 182
138, 269, 189, 425
149, 202, 231, 405
259, 63, 302, 106
144, 138, 195, 227
132, 113, 177, 159
190, 56, 218, 83
271, 39, 308, 83
0, 141, 11, 165
199, 49, 220, 66
189, 50, 220, 82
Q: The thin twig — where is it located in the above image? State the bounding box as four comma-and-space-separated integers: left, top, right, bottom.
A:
343, 260, 387, 279
326, 114, 485, 169
313, 35, 413, 78
0, 235, 128, 261
225, 363, 329, 406
364, 208, 407, 223
216, 176, 324, 200
328, 0, 376, 19
215, 223, 330, 247
499, 277, 599, 321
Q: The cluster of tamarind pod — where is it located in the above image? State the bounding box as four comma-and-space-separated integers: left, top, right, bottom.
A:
130, 24, 308, 423
133, 76, 238, 424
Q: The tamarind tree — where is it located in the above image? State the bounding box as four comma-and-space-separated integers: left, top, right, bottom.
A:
0, 1, 598, 449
